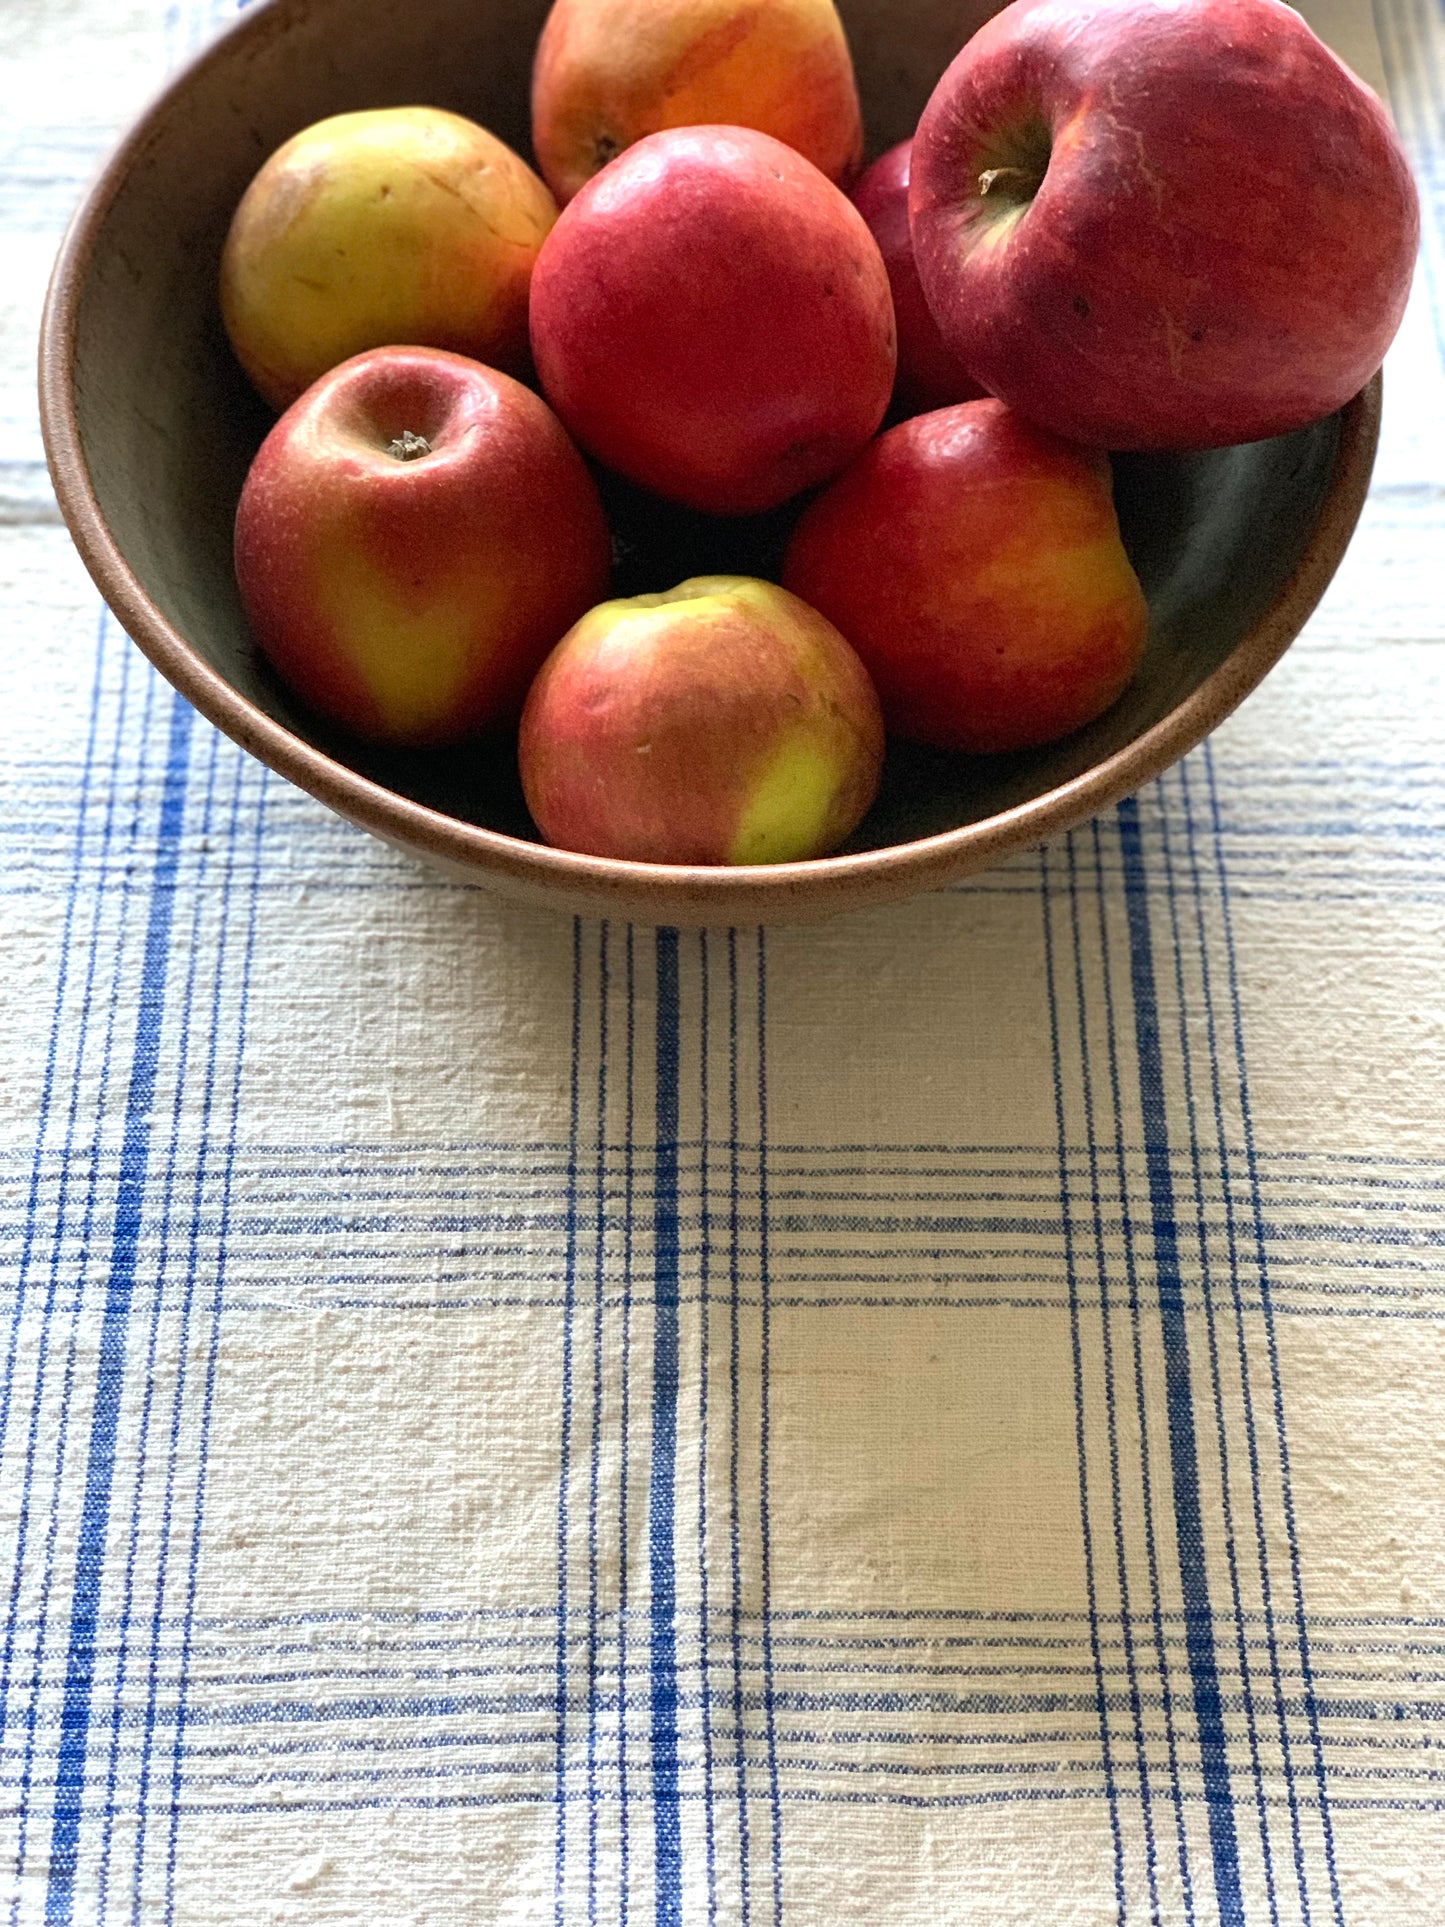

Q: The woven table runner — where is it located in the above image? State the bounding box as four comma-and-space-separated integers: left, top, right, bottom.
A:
2, 1, 1443, 1921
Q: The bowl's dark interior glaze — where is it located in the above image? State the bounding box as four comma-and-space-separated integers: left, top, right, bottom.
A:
48, 0, 1367, 919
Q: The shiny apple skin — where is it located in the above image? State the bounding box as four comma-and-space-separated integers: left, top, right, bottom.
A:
851, 140, 986, 418
221, 107, 557, 412
234, 348, 612, 746
519, 576, 884, 864
531, 0, 862, 205
783, 399, 1149, 753
529, 126, 896, 515
910, 0, 1419, 449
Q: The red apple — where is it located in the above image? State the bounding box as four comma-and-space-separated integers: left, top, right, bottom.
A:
531, 0, 863, 206
909, 0, 1419, 450
851, 140, 986, 418
519, 576, 884, 863
234, 347, 612, 745
782, 399, 1148, 753
528, 125, 895, 514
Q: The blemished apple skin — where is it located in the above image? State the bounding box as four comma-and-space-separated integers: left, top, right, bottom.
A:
531, 0, 863, 205
529, 126, 896, 515
518, 577, 885, 865
233, 348, 612, 746
221, 107, 558, 412
851, 141, 986, 418
909, 0, 1419, 450
782, 400, 1149, 754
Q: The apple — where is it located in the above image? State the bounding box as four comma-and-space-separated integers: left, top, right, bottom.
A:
782, 399, 1148, 753
529, 125, 896, 515
519, 576, 884, 864
233, 347, 612, 745
221, 107, 558, 412
909, 0, 1419, 450
851, 140, 986, 418
531, 0, 863, 205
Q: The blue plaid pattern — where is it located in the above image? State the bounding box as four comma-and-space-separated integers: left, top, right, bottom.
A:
2, 1, 1443, 1921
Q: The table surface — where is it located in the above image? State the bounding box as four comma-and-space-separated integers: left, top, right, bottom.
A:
2, 1, 1443, 1922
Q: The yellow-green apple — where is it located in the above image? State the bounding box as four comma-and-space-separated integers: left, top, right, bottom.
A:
909, 0, 1419, 449
530, 0, 863, 205
221, 107, 558, 412
233, 347, 612, 745
518, 576, 884, 863
851, 140, 986, 419
529, 126, 895, 514
782, 399, 1148, 753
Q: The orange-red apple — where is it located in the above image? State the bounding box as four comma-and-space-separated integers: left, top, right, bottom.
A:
529, 126, 895, 515
233, 347, 612, 745
909, 0, 1418, 449
782, 400, 1148, 753
531, 0, 863, 204
221, 107, 558, 412
519, 576, 884, 863
851, 140, 986, 418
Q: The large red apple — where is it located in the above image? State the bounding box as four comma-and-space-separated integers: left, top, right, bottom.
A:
519, 576, 884, 863
782, 399, 1148, 753
909, 0, 1419, 450
529, 126, 895, 514
234, 347, 612, 745
851, 141, 985, 418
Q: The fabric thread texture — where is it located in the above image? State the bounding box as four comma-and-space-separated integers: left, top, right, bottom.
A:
1, 1, 1442, 1921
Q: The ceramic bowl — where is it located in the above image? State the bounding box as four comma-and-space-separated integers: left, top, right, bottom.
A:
38, 0, 1380, 925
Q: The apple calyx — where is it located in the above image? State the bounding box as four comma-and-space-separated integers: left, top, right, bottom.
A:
387, 430, 432, 461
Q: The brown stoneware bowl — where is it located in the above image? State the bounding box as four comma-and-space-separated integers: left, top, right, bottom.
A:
39, 0, 1380, 926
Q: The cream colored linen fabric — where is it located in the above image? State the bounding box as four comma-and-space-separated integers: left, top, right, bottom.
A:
1, 2, 1442, 1923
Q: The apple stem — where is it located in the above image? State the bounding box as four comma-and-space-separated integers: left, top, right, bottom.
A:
978, 164, 1038, 200
387, 430, 432, 461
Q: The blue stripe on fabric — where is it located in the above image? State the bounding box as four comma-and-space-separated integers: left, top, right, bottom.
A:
726, 932, 753, 1927
1151, 781, 1281, 1923
1087, 816, 1198, 1924
1064, 832, 1167, 1926
1201, 744, 1347, 1925
619, 924, 637, 1923
159, 760, 268, 1926
754, 931, 784, 1925
695, 932, 720, 1927
650, 928, 683, 1927
1040, 842, 1127, 1926
553, 918, 583, 1927
1117, 794, 1244, 1926
96, 724, 224, 1914
44, 690, 194, 1926
587, 923, 610, 1927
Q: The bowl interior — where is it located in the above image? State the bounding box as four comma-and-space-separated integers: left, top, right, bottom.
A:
59, 0, 1342, 859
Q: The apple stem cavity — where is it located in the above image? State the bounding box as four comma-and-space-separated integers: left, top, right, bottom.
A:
979, 165, 1035, 198
387, 430, 432, 461
974, 118, 1053, 216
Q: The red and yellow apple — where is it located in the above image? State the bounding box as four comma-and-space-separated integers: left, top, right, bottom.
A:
221, 107, 558, 412
530, 0, 863, 205
233, 347, 612, 745
783, 399, 1148, 753
909, 0, 1419, 449
529, 125, 895, 515
519, 576, 884, 863
851, 140, 986, 419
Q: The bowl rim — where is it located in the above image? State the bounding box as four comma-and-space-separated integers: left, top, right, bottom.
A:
36, 0, 1383, 922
